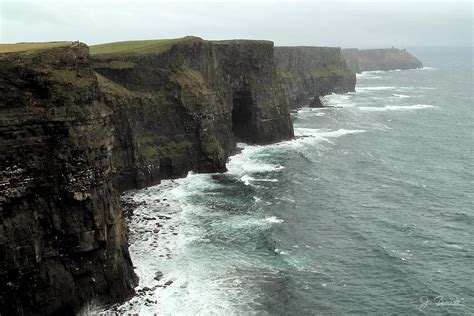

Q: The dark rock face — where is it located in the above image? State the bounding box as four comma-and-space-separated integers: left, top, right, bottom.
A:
92, 38, 294, 191
309, 96, 324, 108
0, 44, 137, 315
342, 48, 423, 73
275, 46, 356, 108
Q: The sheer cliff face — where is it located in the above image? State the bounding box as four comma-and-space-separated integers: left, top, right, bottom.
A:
342, 48, 423, 73
275, 46, 356, 108
91, 38, 294, 191
0, 44, 136, 315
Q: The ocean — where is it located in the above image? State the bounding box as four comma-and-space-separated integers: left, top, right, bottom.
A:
110, 47, 473, 315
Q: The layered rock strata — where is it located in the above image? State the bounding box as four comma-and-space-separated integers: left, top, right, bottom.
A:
275, 46, 356, 108
0, 42, 137, 315
91, 37, 294, 191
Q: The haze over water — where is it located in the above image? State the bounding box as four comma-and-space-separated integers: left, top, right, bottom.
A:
112, 47, 473, 315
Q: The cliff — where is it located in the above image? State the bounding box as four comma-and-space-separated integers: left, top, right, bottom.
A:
91, 37, 294, 191
342, 48, 423, 73
275, 46, 356, 108
0, 43, 136, 315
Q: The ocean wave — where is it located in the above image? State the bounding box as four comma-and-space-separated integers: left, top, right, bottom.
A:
240, 174, 278, 186
358, 104, 435, 112
446, 243, 463, 250
419, 66, 438, 71
358, 69, 405, 77
356, 86, 396, 92
398, 86, 437, 90
356, 72, 383, 79
359, 70, 385, 75
109, 166, 289, 315
392, 93, 411, 98
295, 107, 327, 116
325, 93, 356, 107
357, 86, 436, 94
265, 216, 285, 224
294, 128, 366, 141
105, 170, 256, 315
226, 144, 285, 176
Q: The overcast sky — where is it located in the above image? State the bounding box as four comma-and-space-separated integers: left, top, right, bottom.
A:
1, 0, 472, 48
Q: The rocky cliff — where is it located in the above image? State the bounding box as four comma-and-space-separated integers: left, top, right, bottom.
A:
275, 46, 356, 108
342, 48, 423, 73
0, 43, 136, 315
91, 37, 294, 191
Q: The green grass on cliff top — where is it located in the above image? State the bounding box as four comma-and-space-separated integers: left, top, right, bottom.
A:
90, 37, 274, 56
90, 37, 201, 56
212, 39, 273, 45
0, 41, 72, 54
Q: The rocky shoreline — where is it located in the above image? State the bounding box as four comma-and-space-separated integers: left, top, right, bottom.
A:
109, 182, 189, 315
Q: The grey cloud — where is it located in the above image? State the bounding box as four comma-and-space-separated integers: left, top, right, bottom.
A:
1, 0, 472, 47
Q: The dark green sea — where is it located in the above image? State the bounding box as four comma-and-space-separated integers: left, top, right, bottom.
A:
112, 47, 473, 315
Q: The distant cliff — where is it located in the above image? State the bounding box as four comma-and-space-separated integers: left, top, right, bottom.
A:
91, 37, 294, 191
342, 48, 423, 73
0, 43, 136, 315
275, 46, 356, 108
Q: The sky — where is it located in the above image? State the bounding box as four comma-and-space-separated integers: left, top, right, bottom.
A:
1, 0, 472, 48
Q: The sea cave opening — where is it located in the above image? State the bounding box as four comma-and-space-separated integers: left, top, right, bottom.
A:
231, 90, 254, 142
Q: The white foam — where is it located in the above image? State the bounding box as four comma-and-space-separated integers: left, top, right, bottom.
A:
319, 129, 367, 138
398, 86, 437, 91
446, 244, 463, 250
356, 72, 383, 79
392, 93, 411, 98
325, 93, 356, 107
296, 107, 327, 116
255, 178, 278, 183
294, 128, 366, 143
226, 143, 285, 176
102, 171, 257, 315
358, 104, 435, 112
357, 86, 395, 91
275, 248, 288, 255
359, 70, 385, 75
240, 174, 253, 186
240, 174, 278, 186
420, 66, 438, 70
265, 216, 284, 224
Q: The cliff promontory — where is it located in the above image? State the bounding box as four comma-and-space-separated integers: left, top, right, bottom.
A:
0, 42, 137, 315
275, 46, 356, 108
342, 48, 423, 73
91, 37, 294, 191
